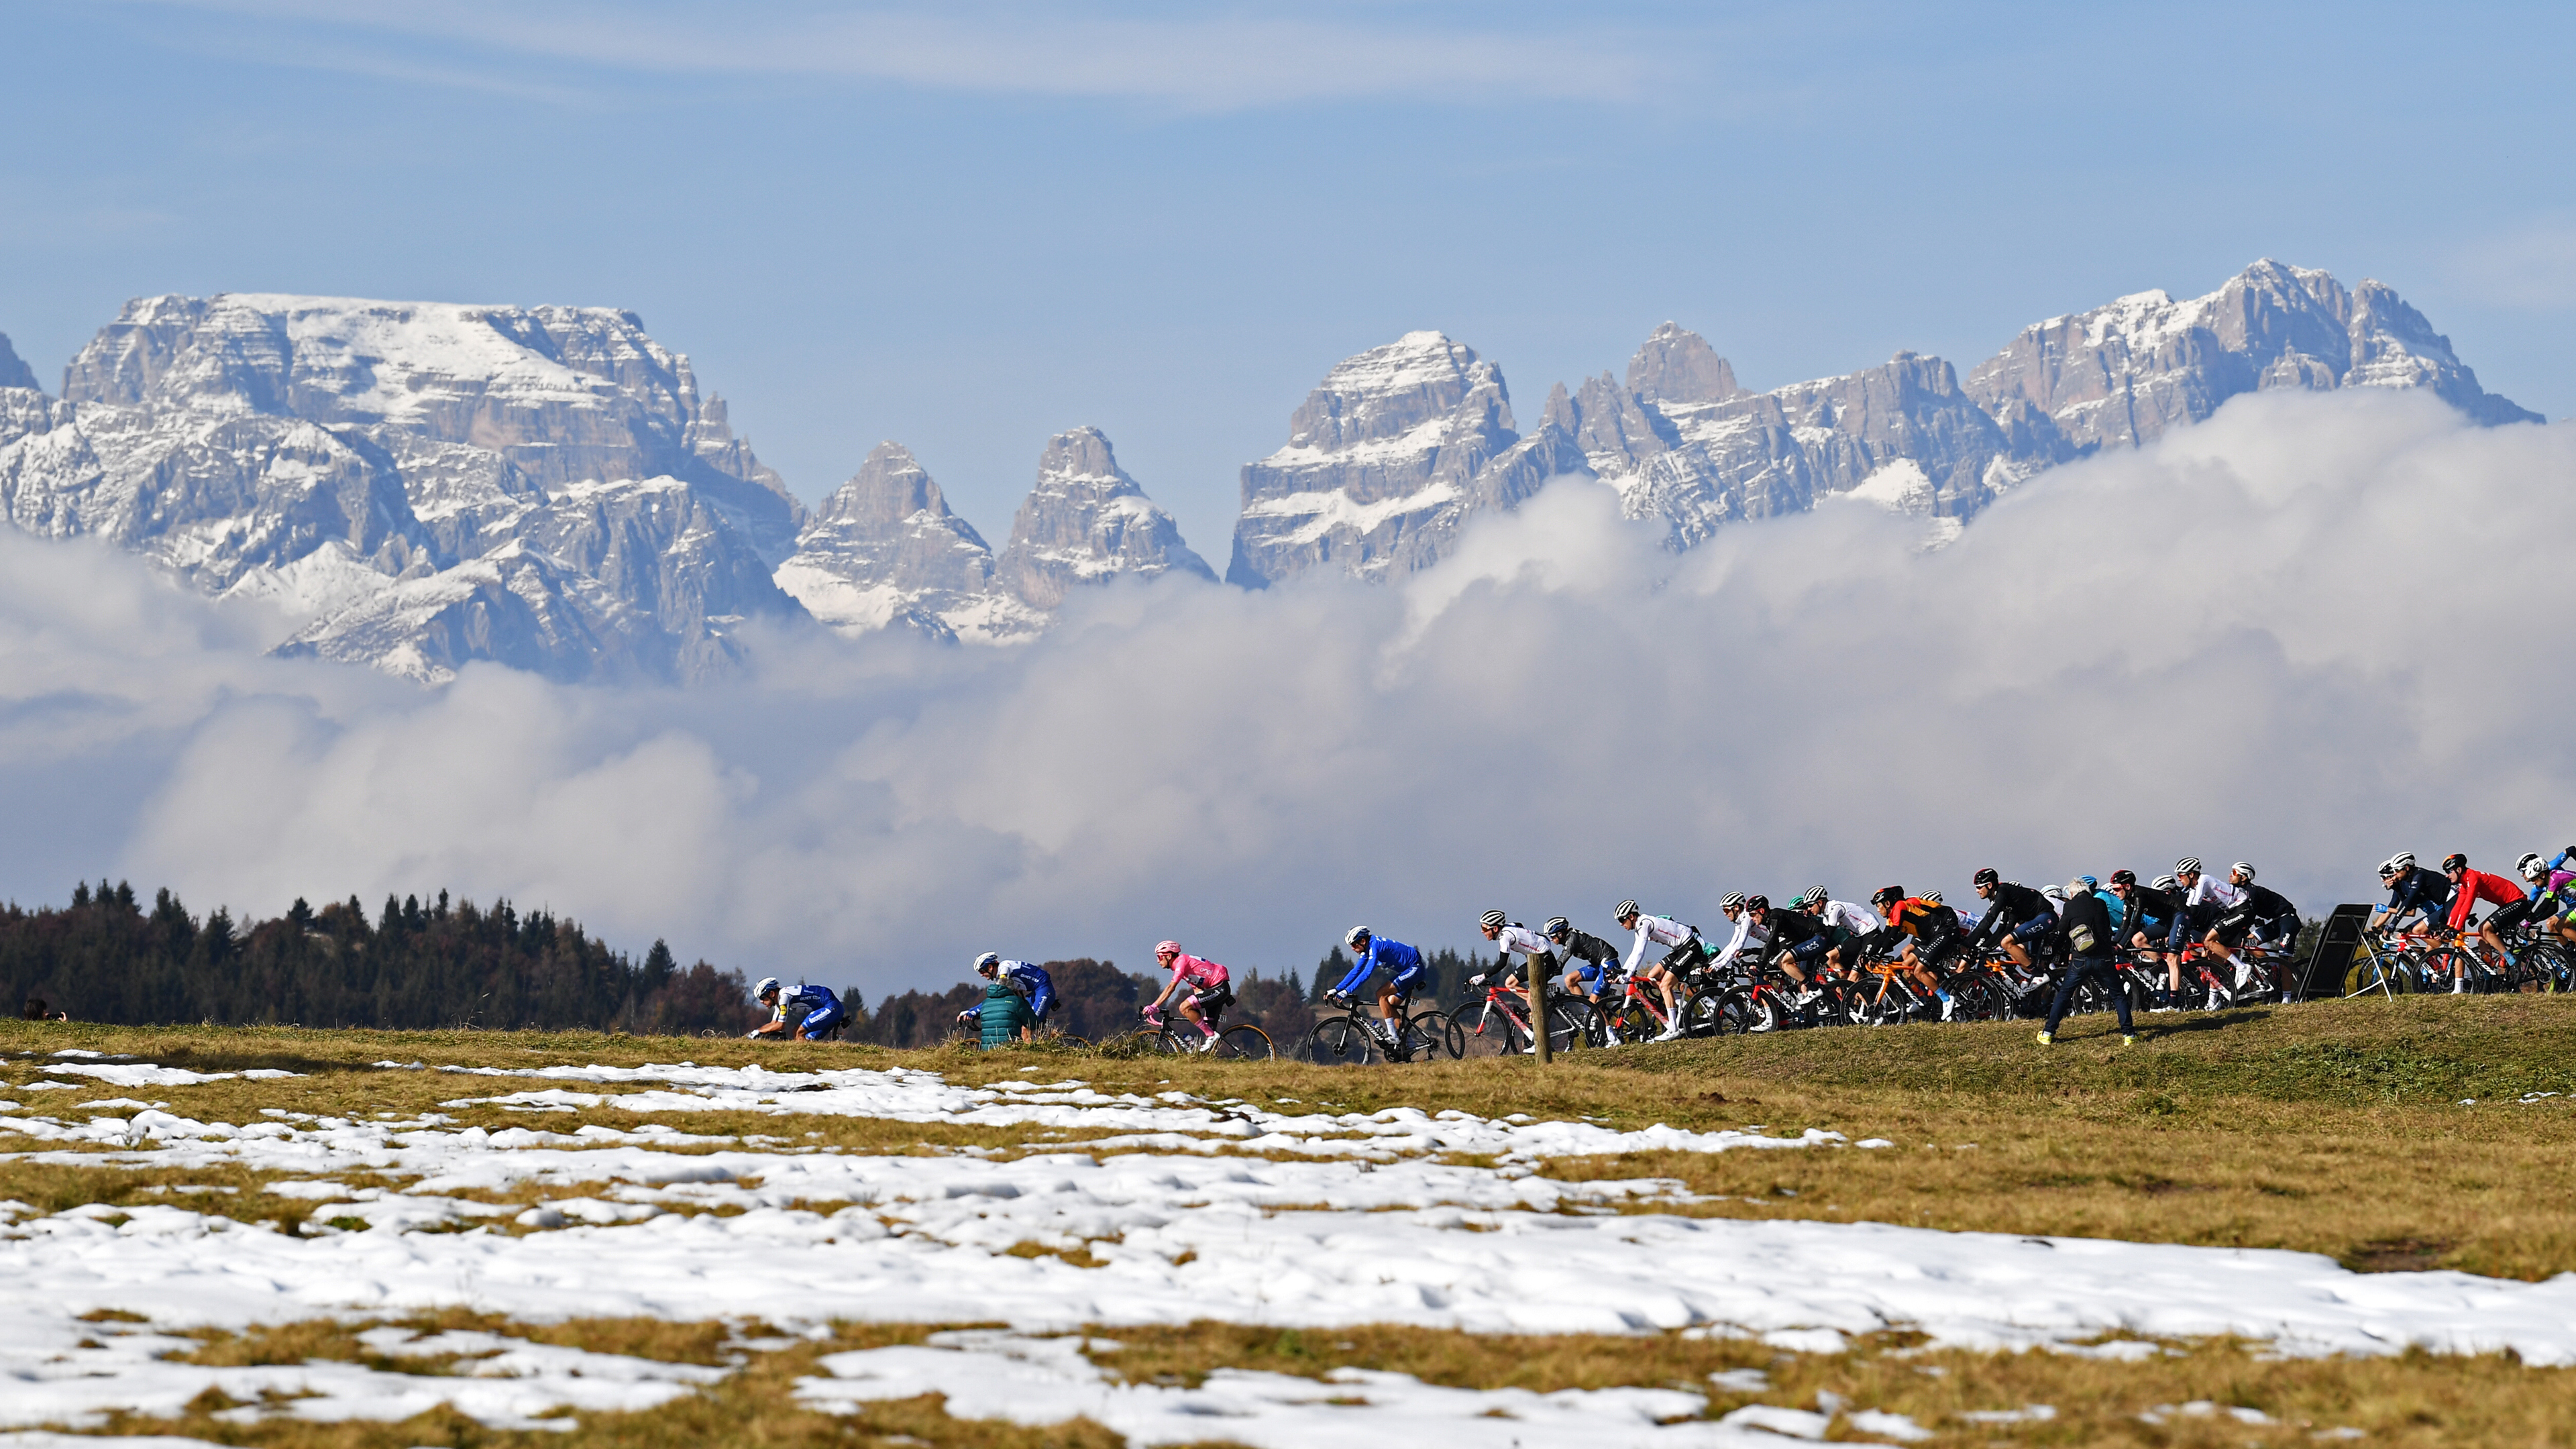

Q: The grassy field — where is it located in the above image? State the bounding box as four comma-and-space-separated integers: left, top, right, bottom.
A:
7, 997, 2576, 1446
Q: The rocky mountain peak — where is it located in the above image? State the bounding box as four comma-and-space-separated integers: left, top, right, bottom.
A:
996, 427, 1214, 611
1624, 323, 1739, 405
771, 441, 1040, 645
818, 441, 954, 531
0, 333, 38, 393
1285, 331, 1509, 452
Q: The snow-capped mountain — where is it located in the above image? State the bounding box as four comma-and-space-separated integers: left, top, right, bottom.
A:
1225, 331, 1587, 588
0, 294, 807, 684
1230, 260, 2538, 582
775, 428, 1205, 643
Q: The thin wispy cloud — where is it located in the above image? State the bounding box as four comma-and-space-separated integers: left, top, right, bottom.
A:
121, 0, 1676, 111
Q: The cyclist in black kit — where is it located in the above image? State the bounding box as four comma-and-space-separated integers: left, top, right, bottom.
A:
1964, 868, 2058, 971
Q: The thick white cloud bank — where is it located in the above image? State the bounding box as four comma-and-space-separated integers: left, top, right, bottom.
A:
1, 390, 2569, 991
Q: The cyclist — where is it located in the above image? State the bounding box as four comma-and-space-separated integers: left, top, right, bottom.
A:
750, 977, 847, 1040
1478, 910, 1559, 1053
973, 953, 1056, 1040
1143, 940, 1233, 1048
2202, 863, 2299, 996
2371, 852, 2451, 937
1808, 888, 1886, 975
1542, 916, 1623, 1004
2037, 875, 2137, 1047
2104, 870, 2182, 1008
2444, 853, 2530, 988
1964, 869, 2058, 972
1748, 894, 1829, 1005
1856, 886, 1960, 989
2526, 853, 2576, 947
2167, 857, 2243, 966
1613, 900, 1700, 1042
1328, 926, 1429, 1044
1706, 893, 1764, 973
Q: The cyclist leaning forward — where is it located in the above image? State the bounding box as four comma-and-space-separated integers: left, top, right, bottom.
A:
1328, 926, 1430, 1043
1853, 887, 1965, 1001
1479, 910, 1560, 1053
1965, 869, 2059, 972
1543, 916, 1623, 1004
1144, 941, 1234, 1049
2443, 853, 2531, 991
1613, 900, 1701, 1042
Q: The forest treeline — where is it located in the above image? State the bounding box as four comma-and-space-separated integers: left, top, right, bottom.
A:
4, 881, 1497, 1045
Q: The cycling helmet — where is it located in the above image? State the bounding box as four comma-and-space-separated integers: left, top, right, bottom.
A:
1743, 894, 1771, 913
2152, 875, 2178, 892
1155, 939, 1183, 957
1971, 867, 2000, 888
1870, 885, 1903, 908
1344, 926, 1371, 948
1794, 886, 1827, 908
2379, 851, 2415, 877
1542, 916, 1572, 940
1925, 892, 1944, 904
973, 952, 1000, 973
2174, 857, 2201, 876
1720, 892, 1748, 911
2231, 861, 2256, 881
1614, 899, 1642, 922
2519, 852, 2547, 881
2041, 885, 2066, 903
754, 976, 780, 999
2109, 869, 2137, 887
2440, 853, 2468, 873
1479, 909, 1508, 931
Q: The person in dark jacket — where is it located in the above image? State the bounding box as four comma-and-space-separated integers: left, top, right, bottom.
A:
2038, 877, 2136, 1046
1964, 869, 2057, 971
977, 978, 1033, 1049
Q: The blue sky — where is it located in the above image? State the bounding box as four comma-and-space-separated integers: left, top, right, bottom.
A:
3, 1, 2569, 557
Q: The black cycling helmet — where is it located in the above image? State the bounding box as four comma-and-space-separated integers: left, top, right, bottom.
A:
1479, 909, 1507, 931
2108, 869, 2137, 887
1542, 916, 1572, 940
1870, 885, 1903, 908
1971, 867, 2000, 888
1743, 894, 1771, 913
2441, 853, 2468, 873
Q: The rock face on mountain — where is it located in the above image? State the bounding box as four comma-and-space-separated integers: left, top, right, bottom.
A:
996, 427, 1214, 609
773, 441, 1044, 645
1226, 331, 1589, 587
1966, 258, 2542, 446
1233, 261, 2540, 582
0, 294, 806, 684
0, 333, 37, 392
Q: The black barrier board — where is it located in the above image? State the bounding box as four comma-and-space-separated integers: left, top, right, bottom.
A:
2300, 904, 2373, 1000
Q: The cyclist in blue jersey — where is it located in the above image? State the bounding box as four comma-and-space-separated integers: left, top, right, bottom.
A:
750, 977, 847, 1040
974, 953, 1056, 1040
1328, 927, 1429, 1042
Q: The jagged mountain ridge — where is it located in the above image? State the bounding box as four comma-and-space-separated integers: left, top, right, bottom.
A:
0, 262, 2542, 680
1222, 260, 2540, 584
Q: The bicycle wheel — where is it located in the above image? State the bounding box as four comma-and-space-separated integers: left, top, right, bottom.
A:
1409, 1009, 1466, 1061
1722, 989, 1782, 1034
1212, 1024, 1275, 1061
1601, 1000, 1652, 1044
1544, 1001, 1593, 1054
1307, 1016, 1376, 1065
1680, 991, 1727, 1036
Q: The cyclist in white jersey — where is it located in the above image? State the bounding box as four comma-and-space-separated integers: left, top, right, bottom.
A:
1478, 909, 1558, 1054
1706, 894, 1764, 971
1613, 900, 1698, 1041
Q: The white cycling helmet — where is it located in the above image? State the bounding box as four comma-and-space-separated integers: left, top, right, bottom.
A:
2152, 875, 2178, 892
973, 952, 1001, 973
754, 976, 780, 1000
2041, 885, 2066, 902
1720, 892, 1748, 911
2518, 852, 2547, 881
1344, 926, 1371, 948
2379, 851, 2416, 876
2231, 861, 2256, 881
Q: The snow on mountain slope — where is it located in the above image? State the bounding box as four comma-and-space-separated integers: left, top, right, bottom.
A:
995, 427, 1214, 610
1227, 331, 1589, 587
0, 294, 808, 684
774, 441, 1046, 645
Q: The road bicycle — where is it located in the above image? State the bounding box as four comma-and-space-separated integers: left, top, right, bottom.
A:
1106, 1004, 1276, 1060
1458, 972, 1596, 1056
1307, 993, 1465, 1065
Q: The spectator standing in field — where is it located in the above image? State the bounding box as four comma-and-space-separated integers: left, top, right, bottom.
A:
2039, 876, 2137, 1047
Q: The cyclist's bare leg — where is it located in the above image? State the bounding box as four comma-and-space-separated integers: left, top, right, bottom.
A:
2002, 938, 2031, 971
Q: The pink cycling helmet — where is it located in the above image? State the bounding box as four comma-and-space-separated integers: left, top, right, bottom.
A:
1155, 939, 1183, 956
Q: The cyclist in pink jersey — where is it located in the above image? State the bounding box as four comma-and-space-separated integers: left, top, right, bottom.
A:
1144, 939, 1234, 1045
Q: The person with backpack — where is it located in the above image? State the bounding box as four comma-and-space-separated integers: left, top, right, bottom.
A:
977, 973, 1034, 1048
2038, 877, 2137, 1047
973, 953, 1055, 1040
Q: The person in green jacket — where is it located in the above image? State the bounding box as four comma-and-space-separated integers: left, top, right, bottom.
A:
977, 978, 1033, 1049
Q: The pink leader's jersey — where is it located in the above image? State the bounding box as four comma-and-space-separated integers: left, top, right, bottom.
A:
1165, 952, 1230, 991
